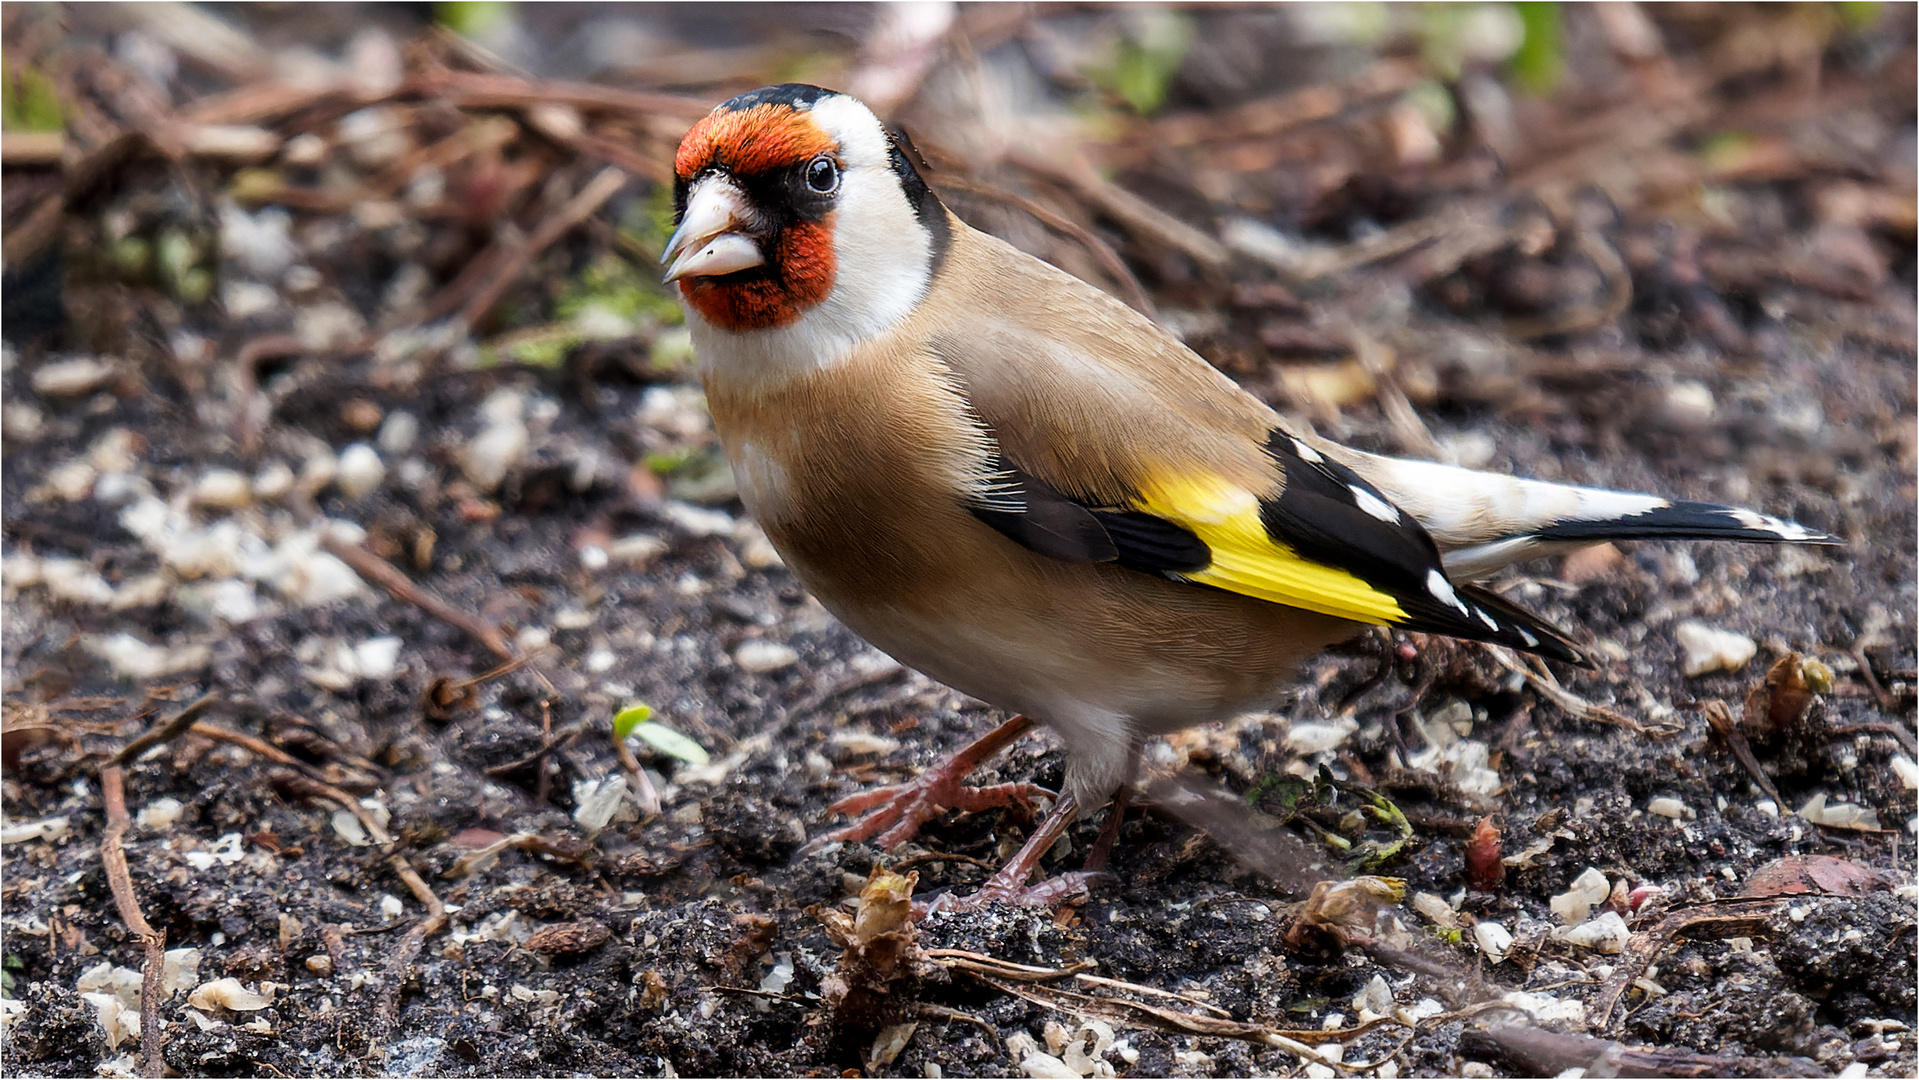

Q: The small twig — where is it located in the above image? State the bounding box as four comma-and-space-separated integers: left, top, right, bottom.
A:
100, 764, 166, 1078
1072, 971, 1235, 1019
457, 166, 630, 330
934, 172, 1158, 320
1492, 650, 1673, 735
230, 333, 308, 458
1012, 152, 1229, 273
1702, 700, 1784, 808
923, 949, 1096, 981
915, 999, 1000, 1038
112, 693, 221, 765
1591, 898, 1786, 1032
1347, 327, 1441, 460
316, 531, 515, 661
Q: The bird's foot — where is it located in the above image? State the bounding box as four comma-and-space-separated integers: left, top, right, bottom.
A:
798, 714, 1045, 856
912, 791, 1117, 914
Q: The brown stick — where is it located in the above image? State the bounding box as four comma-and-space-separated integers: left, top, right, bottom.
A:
112, 693, 221, 766
100, 764, 166, 1078
1590, 898, 1785, 1032
1012, 152, 1230, 272
457, 165, 630, 329
316, 532, 515, 661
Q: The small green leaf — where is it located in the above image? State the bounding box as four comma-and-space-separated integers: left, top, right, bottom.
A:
612, 703, 654, 741
632, 720, 710, 767
1510, 2, 1564, 96
2, 63, 65, 133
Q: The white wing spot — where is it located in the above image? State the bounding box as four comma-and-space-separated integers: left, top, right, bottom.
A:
1290, 438, 1325, 464
1518, 628, 1539, 647
1348, 484, 1401, 524
1476, 607, 1500, 630
1425, 569, 1470, 614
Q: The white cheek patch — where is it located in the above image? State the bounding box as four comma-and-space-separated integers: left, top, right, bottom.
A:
806, 96, 893, 170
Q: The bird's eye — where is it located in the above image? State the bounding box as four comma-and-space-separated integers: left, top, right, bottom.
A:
804, 156, 839, 194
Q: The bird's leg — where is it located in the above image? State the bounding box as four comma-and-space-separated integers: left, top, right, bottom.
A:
1081, 785, 1132, 873
799, 713, 1051, 855
918, 792, 1109, 914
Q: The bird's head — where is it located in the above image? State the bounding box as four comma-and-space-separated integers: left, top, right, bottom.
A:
666, 84, 948, 349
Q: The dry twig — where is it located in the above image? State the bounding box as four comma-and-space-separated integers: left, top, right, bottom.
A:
315, 530, 515, 661
99, 763, 166, 1078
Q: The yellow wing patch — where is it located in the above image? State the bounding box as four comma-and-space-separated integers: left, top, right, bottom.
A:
1137, 473, 1410, 626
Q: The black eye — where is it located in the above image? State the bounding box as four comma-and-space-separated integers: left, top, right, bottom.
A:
804, 156, 839, 194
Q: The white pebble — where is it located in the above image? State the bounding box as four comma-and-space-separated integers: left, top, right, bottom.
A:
187, 978, 271, 1012
379, 894, 404, 920
1675, 621, 1757, 676
86, 633, 211, 681
41, 559, 116, 605
294, 301, 366, 351
1664, 380, 1716, 424
1891, 755, 1918, 791
829, 730, 900, 756
0, 816, 70, 844
31, 357, 116, 397
578, 545, 609, 571
1550, 866, 1612, 924
1285, 718, 1357, 755
737, 525, 784, 569
137, 798, 184, 829
1474, 920, 1515, 963
334, 443, 385, 499
3, 402, 45, 439
734, 640, 798, 673
662, 501, 736, 538
376, 410, 419, 455
1797, 792, 1882, 831
609, 534, 668, 567
1558, 910, 1631, 953
585, 648, 617, 674
1354, 973, 1394, 1014
44, 460, 97, 501
193, 469, 253, 509
1646, 797, 1693, 820
252, 462, 295, 501
1412, 892, 1458, 928
461, 390, 528, 492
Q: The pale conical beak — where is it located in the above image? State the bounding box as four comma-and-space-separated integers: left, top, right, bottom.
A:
662, 177, 767, 283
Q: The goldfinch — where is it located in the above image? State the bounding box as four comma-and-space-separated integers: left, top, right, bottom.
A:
664, 85, 1834, 902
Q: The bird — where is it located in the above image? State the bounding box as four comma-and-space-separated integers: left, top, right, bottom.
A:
662, 83, 1836, 907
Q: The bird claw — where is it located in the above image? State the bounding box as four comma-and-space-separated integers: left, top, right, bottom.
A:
799, 776, 1054, 856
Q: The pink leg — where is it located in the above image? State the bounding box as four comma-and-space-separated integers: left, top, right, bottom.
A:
918, 792, 1114, 913
1081, 785, 1132, 873
799, 714, 1051, 856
